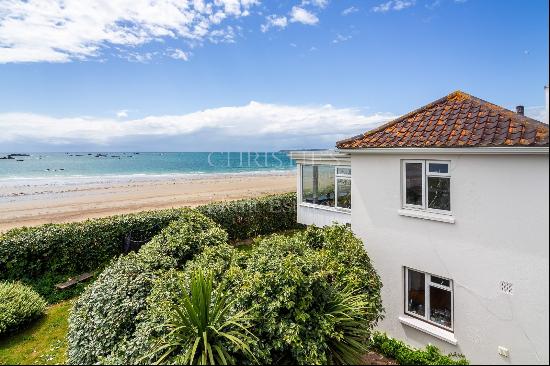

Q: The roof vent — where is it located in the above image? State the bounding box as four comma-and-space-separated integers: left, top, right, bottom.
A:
516, 105, 525, 116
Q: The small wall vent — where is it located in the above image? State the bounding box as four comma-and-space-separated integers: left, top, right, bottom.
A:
500, 281, 513, 295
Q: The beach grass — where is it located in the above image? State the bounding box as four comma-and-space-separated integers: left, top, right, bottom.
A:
0, 300, 72, 365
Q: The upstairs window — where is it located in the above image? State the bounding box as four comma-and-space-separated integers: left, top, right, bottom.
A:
402, 160, 451, 213
301, 165, 351, 210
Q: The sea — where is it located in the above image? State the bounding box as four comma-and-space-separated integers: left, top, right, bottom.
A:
0, 152, 296, 185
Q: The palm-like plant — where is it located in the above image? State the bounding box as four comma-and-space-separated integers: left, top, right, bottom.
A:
326, 287, 374, 365
152, 270, 256, 365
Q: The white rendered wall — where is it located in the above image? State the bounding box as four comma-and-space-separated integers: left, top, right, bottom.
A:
297, 203, 352, 226
351, 153, 549, 365
295, 163, 352, 226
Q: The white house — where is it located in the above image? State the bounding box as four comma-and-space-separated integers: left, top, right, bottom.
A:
290, 90, 549, 365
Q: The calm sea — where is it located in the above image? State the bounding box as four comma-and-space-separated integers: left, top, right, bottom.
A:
0, 152, 296, 181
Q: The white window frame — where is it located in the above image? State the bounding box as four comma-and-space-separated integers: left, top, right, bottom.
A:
404, 267, 454, 332
335, 166, 352, 210
402, 160, 426, 210
402, 160, 451, 215
300, 164, 351, 212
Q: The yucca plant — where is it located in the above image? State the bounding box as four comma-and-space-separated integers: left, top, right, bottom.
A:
151, 269, 257, 365
326, 287, 374, 365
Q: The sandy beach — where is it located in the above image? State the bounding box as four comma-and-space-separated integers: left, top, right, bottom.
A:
0, 172, 296, 233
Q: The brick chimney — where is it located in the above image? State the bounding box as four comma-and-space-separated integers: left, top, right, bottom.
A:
516, 105, 524, 116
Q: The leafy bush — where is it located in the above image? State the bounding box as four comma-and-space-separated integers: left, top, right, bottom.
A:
151, 269, 257, 365
68, 222, 383, 365
83, 245, 247, 365
67, 211, 227, 365
0, 281, 47, 335
0, 193, 297, 303
370, 332, 469, 365
224, 225, 384, 364
197, 192, 300, 241
139, 214, 227, 271
67, 253, 154, 365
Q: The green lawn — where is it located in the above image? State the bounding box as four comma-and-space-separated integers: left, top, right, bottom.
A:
0, 300, 72, 365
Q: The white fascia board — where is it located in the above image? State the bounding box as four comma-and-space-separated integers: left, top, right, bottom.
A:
289, 150, 351, 165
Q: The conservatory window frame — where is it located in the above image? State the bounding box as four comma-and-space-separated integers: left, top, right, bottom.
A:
300, 164, 351, 212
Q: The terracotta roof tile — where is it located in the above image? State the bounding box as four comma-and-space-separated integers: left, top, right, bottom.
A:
337, 91, 549, 149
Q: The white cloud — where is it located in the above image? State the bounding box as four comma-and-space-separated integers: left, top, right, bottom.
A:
168, 48, 190, 61
301, 0, 329, 8
116, 110, 129, 118
525, 106, 547, 123
119, 51, 157, 63
261, 15, 288, 32
289, 6, 319, 25
341, 6, 359, 15
425, 0, 441, 10
332, 34, 352, 44
0, 102, 395, 149
372, 0, 415, 13
0, 0, 259, 63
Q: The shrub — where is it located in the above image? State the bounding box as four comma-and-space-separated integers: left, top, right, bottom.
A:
0, 281, 47, 335
197, 192, 300, 241
67, 211, 227, 365
92, 245, 245, 365
0, 193, 297, 303
151, 269, 257, 365
370, 332, 469, 365
138, 212, 227, 271
67, 253, 154, 365
224, 225, 384, 364
69, 223, 383, 365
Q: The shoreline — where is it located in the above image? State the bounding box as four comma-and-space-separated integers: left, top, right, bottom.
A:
0, 171, 297, 233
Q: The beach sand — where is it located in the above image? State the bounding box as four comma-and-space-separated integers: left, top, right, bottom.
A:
0, 172, 296, 233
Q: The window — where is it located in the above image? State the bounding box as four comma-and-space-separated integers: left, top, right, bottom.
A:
402, 160, 451, 213
301, 165, 351, 210
302, 165, 335, 207
336, 166, 351, 209
405, 268, 453, 331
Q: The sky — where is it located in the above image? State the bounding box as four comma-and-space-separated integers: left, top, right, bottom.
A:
0, 0, 548, 152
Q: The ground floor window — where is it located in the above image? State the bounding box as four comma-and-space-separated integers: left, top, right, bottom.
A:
301, 165, 351, 209
405, 267, 453, 331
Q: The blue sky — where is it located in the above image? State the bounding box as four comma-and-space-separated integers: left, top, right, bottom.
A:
0, 0, 548, 151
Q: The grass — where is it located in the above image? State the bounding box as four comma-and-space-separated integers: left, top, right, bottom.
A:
0, 300, 72, 365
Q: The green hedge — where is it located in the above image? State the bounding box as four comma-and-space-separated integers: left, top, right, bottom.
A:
0, 193, 298, 303
370, 332, 469, 365
67, 210, 227, 365
67, 224, 384, 365
197, 192, 299, 241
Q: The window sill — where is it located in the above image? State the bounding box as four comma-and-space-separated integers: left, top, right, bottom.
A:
398, 209, 455, 224
399, 316, 457, 345
300, 203, 351, 214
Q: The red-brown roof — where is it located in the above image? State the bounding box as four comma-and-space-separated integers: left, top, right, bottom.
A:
337, 91, 549, 149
